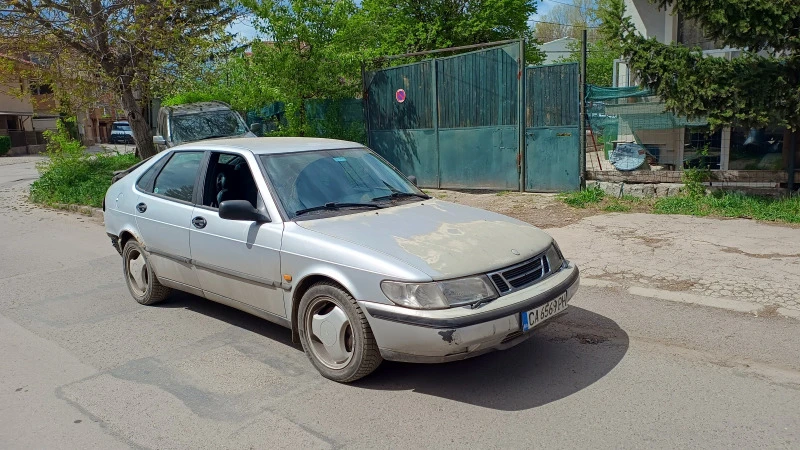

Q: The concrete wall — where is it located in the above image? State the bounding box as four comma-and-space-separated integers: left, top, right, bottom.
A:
0, 86, 34, 116
625, 0, 666, 42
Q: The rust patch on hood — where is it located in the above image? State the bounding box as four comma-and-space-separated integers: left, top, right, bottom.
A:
394, 220, 552, 274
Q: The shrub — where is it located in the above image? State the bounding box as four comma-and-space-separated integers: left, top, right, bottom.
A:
30, 122, 138, 207
0, 135, 10, 156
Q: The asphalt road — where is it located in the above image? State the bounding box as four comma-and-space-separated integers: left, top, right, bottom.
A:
1, 159, 799, 449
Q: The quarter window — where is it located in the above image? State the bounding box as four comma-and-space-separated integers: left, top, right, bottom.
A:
153, 151, 204, 202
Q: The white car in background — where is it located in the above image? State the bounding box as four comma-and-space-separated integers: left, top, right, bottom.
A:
109, 121, 135, 145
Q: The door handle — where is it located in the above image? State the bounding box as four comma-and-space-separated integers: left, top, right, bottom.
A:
136, 202, 147, 213
192, 216, 207, 229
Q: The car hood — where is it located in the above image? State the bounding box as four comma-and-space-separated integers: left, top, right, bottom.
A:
296, 199, 553, 280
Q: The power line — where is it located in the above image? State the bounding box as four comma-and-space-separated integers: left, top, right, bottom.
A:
529, 19, 599, 28
543, 0, 586, 9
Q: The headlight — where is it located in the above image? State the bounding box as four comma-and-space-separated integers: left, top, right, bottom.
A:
546, 243, 564, 272
381, 275, 498, 309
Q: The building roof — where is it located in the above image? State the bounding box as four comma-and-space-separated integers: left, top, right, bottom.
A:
173, 137, 363, 155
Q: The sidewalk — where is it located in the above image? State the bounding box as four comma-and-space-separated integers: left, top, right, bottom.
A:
548, 213, 800, 313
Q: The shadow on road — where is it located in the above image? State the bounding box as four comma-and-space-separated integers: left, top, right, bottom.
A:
157, 294, 627, 411
158, 291, 298, 348
355, 306, 629, 411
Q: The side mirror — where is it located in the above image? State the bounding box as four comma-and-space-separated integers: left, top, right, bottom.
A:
219, 200, 271, 222
153, 135, 166, 145
408, 175, 418, 186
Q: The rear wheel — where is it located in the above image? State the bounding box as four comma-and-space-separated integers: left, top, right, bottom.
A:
298, 282, 382, 382
122, 240, 171, 305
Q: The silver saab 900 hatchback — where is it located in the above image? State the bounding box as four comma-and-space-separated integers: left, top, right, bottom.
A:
104, 138, 579, 382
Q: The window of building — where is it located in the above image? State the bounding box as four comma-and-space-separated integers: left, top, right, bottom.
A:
684, 126, 721, 170
729, 127, 785, 170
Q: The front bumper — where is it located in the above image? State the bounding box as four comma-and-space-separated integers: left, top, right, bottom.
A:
359, 262, 580, 363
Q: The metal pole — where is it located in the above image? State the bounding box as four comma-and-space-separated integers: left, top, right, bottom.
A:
379, 39, 521, 62
518, 38, 526, 192
579, 29, 588, 188
431, 58, 441, 189
360, 61, 370, 147
789, 129, 797, 193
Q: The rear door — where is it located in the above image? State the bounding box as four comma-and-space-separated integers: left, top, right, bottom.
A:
134, 150, 205, 291
189, 151, 285, 318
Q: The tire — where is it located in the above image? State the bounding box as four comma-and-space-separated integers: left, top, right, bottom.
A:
297, 282, 382, 382
122, 239, 171, 305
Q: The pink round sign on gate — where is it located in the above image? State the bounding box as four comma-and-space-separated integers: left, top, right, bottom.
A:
395, 89, 406, 103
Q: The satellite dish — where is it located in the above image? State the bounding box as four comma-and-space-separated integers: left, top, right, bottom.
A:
609, 143, 646, 171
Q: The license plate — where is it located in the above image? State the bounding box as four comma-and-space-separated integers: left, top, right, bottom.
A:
521, 292, 568, 332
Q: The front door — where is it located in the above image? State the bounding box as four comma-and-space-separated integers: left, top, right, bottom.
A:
189, 152, 285, 318
134, 150, 205, 290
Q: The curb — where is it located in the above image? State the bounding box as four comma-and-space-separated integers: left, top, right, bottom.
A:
582, 277, 800, 321
50, 203, 105, 221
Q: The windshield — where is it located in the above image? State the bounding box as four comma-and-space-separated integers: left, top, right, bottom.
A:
261, 148, 426, 219
170, 110, 248, 144
112, 123, 131, 132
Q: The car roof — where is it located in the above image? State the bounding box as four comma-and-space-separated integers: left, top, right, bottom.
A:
170, 137, 364, 155
165, 101, 233, 115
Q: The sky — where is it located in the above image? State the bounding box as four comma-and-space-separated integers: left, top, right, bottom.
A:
227, 15, 261, 41
533, 1, 557, 22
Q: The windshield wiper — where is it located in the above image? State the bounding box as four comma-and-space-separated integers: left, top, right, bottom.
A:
372, 191, 430, 202
295, 202, 383, 216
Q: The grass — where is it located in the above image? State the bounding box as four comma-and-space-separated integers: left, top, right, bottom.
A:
30, 151, 139, 208
653, 192, 800, 223
559, 187, 800, 224
559, 186, 605, 208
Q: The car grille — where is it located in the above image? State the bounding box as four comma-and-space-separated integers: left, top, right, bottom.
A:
489, 254, 551, 295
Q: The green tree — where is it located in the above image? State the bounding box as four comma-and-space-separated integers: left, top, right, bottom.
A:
613, 0, 800, 130
0, 0, 238, 158
239, 0, 363, 135
359, 0, 539, 56
534, 0, 597, 43
558, 0, 624, 86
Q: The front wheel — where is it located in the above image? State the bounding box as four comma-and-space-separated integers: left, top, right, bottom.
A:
298, 282, 382, 382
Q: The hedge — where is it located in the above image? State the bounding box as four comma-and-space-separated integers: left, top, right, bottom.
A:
0, 135, 10, 156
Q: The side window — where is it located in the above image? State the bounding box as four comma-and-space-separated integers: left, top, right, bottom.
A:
136, 157, 166, 192
152, 151, 204, 202
202, 152, 259, 209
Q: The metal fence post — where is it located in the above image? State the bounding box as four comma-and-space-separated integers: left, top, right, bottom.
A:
579, 29, 588, 189
518, 38, 526, 192
790, 129, 797, 193
361, 61, 370, 147
431, 57, 441, 189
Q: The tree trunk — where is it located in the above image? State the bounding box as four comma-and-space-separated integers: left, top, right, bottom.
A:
119, 85, 156, 159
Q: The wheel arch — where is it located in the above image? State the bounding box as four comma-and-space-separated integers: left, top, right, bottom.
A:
118, 228, 142, 252
290, 273, 352, 344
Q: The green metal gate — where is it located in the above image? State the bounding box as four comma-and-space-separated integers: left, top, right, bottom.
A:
525, 63, 581, 192
364, 45, 580, 192
365, 42, 523, 190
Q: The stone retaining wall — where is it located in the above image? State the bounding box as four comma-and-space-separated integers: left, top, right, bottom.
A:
586, 180, 684, 198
